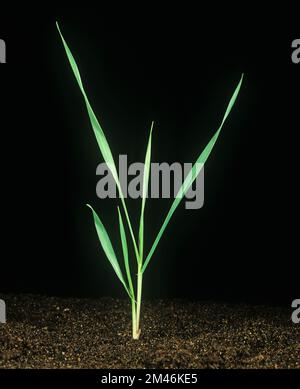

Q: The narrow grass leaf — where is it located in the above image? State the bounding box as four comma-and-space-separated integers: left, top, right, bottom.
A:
56, 22, 119, 186
86, 204, 131, 297
57, 22, 140, 262
138, 121, 154, 264
142, 74, 244, 273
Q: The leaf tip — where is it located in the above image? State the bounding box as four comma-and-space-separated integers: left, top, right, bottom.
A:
150, 120, 154, 133
86, 203, 93, 211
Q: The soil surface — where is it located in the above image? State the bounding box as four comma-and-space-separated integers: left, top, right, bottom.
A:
0, 294, 299, 368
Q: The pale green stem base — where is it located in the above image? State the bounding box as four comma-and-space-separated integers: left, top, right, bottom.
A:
131, 299, 137, 339
132, 268, 143, 340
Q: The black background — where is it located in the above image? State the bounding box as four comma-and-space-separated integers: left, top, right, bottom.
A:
0, 6, 299, 305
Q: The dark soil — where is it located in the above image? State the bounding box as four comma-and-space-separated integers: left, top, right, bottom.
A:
0, 294, 299, 368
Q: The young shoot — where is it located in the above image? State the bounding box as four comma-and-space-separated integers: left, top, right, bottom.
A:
57, 22, 243, 340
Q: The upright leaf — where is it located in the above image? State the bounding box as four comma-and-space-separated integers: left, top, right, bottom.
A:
142, 74, 244, 273
138, 122, 154, 264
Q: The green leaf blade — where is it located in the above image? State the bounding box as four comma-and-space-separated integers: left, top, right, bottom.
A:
138, 121, 154, 264
56, 23, 120, 187
142, 74, 244, 273
57, 22, 140, 263
86, 204, 131, 297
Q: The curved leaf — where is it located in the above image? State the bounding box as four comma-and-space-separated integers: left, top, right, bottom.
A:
142, 74, 244, 273
57, 22, 140, 263
86, 204, 131, 298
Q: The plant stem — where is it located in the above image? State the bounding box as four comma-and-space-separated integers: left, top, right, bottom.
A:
120, 197, 140, 264
134, 266, 143, 340
131, 298, 137, 339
